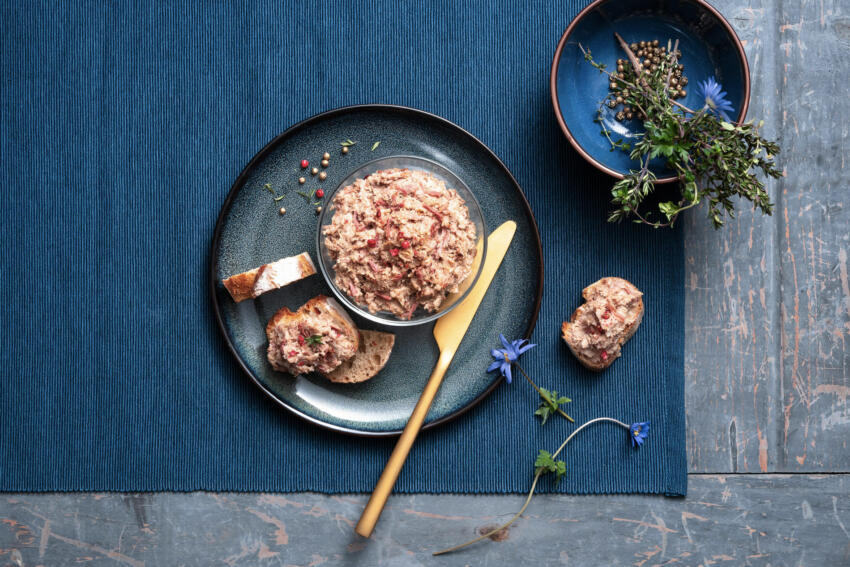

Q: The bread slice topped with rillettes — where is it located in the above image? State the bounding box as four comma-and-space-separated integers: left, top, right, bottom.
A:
561, 277, 644, 371
322, 330, 396, 384
222, 252, 316, 302
266, 295, 359, 376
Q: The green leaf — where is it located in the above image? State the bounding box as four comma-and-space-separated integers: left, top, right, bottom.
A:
534, 406, 552, 425
263, 183, 275, 194
534, 449, 566, 481
305, 334, 323, 345
535, 388, 571, 425
554, 460, 567, 482
719, 121, 735, 131
371, 141, 381, 151
273, 195, 285, 202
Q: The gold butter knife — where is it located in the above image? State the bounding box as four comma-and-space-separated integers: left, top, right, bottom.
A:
355, 220, 518, 538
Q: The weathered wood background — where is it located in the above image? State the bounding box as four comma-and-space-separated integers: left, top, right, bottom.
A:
3, 0, 849, 565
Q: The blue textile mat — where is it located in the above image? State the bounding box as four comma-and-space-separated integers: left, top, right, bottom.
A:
0, 1, 686, 495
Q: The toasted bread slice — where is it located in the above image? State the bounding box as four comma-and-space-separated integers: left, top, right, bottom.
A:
266, 295, 359, 375
222, 252, 316, 302
562, 277, 644, 371
222, 267, 261, 303
322, 330, 395, 383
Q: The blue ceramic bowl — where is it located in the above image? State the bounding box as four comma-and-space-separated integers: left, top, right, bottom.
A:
550, 0, 750, 182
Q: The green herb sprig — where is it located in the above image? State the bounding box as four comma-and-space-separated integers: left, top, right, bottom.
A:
513, 363, 574, 423
305, 334, 323, 345
534, 450, 566, 481
535, 388, 572, 425
581, 34, 781, 229
297, 189, 321, 206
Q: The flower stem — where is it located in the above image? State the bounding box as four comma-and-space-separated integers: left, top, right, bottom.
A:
549, 417, 629, 461
433, 417, 629, 556
432, 471, 543, 556
515, 363, 574, 423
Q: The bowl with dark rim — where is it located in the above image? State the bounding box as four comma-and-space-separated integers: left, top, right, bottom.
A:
550, 0, 750, 182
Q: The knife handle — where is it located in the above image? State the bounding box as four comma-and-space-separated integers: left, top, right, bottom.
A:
355, 349, 454, 538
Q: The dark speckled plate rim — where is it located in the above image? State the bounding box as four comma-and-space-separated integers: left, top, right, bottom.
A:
209, 104, 544, 438
549, 0, 751, 183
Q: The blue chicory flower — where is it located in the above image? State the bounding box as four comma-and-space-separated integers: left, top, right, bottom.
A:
487, 334, 536, 384
630, 421, 650, 447
697, 77, 735, 121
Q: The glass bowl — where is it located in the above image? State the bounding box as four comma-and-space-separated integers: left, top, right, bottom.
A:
316, 155, 487, 327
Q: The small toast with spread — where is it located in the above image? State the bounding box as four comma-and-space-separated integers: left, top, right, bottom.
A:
561, 277, 644, 371
266, 295, 359, 375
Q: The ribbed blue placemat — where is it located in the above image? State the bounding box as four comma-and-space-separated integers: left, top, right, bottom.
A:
0, 0, 685, 495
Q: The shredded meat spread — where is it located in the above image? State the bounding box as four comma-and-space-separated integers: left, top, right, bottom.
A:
571, 278, 642, 363
322, 168, 477, 319
270, 311, 356, 375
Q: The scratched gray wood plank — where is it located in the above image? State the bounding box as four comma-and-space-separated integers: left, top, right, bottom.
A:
772, 0, 850, 472
684, 0, 850, 473
682, 0, 781, 474
1, 476, 848, 566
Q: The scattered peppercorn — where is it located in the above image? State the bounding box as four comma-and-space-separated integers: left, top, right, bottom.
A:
367, 238, 377, 247
298, 177, 306, 184
321, 159, 329, 167
322, 152, 330, 160
390, 248, 399, 256
279, 207, 286, 215
315, 188, 324, 198
318, 171, 327, 181
311, 167, 318, 175
315, 206, 322, 214
401, 240, 410, 249
341, 146, 349, 154
300, 159, 309, 168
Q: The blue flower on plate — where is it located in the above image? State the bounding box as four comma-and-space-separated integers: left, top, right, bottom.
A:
698, 77, 735, 121
630, 421, 650, 447
487, 334, 536, 384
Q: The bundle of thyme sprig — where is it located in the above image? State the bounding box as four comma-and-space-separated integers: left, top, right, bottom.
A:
581, 33, 782, 229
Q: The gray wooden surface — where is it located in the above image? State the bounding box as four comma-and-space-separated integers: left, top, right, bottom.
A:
3, 0, 849, 565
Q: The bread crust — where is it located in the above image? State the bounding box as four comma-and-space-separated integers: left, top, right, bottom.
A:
222, 267, 260, 302
561, 277, 644, 371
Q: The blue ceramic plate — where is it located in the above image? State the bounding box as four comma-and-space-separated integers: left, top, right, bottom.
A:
551, 0, 750, 181
210, 105, 543, 436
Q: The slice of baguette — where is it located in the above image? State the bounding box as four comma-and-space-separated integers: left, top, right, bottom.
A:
561, 277, 644, 371
253, 253, 316, 298
222, 252, 316, 302
322, 330, 395, 384
266, 295, 359, 375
